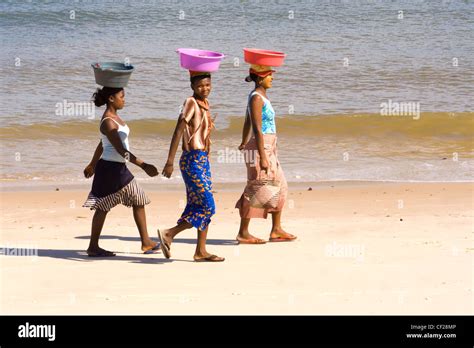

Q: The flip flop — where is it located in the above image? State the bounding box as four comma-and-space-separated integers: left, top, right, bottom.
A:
87, 251, 116, 257
194, 254, 225, 262
143, 243, 161, 254
236, 236, 267, 244
157, 229, 171, 259
269, 235, 297, 242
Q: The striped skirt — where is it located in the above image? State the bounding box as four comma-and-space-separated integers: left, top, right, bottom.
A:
83, 159, 150, 212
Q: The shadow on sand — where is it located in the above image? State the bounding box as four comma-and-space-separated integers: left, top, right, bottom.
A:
0, 247, 184, 264
75, 235, 238, 246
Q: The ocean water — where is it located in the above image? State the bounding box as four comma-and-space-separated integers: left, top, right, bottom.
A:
0, 0, 473, 185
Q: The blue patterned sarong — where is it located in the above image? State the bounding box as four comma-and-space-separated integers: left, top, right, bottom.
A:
177, 150, 215, 231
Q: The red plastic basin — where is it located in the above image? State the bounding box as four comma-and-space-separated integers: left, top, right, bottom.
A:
243, 48, 286, 67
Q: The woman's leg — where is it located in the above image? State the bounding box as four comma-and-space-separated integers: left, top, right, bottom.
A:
132, 205, 158, 252
236, 218, 266, 244
162, 221, 193, 247
87, 209, 115, 256
270, 210, 297, 241
194, 226, 225, 262
268, 144, 295, 241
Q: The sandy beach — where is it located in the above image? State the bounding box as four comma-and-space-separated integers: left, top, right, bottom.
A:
1, 181, 472, 315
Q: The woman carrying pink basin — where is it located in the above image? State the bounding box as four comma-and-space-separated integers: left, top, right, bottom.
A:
235, 49, 297, 244
158, 48, 225, 262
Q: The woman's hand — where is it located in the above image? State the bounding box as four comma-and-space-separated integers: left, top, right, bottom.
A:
83, 164, 95, 178
142, 163, 159, 177
162, 162, 173, 178
238, 142, 246, 151
259, 156, 269, 174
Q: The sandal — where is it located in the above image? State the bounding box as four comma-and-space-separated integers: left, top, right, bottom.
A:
269, 234, 297, 242
143, 243, 160, 254
87, 250, 116, 257
157, 229, 171, 258
236, 236, 267, 244
194, 254, 225, 262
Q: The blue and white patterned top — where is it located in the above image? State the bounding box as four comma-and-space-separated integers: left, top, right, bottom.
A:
248, 91, 276, 134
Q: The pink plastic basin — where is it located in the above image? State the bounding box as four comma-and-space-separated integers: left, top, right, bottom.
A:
177, 48, 225, 72
243, 48, 286, 67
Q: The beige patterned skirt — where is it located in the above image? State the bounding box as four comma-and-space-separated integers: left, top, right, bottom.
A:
235, 134, 288, 219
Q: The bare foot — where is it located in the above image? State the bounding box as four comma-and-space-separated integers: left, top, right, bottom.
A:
87, 247, 116, 257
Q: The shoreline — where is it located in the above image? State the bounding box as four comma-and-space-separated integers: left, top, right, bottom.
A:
1, 180, 473, 193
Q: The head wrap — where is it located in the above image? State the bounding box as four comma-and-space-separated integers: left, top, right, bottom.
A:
249, 64, 275, 77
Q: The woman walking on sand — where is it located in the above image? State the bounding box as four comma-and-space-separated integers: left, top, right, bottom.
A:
158, 69, 224, 262
235, 62, 297, 244
83, 86, 159, 257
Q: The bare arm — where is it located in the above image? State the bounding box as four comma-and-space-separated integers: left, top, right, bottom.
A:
101, 120, 158, 177
90, 141, 103, 166
239, 109, 252, 150
162, 98, 194, 178
165, 119, 186, 166
249, 95, 269, 172
83, 141, 103, 178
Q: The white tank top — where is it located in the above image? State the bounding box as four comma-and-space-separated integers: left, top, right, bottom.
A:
100, 117, 130, 163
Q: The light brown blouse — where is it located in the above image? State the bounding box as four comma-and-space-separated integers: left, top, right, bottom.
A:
180, 96, 214, 152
